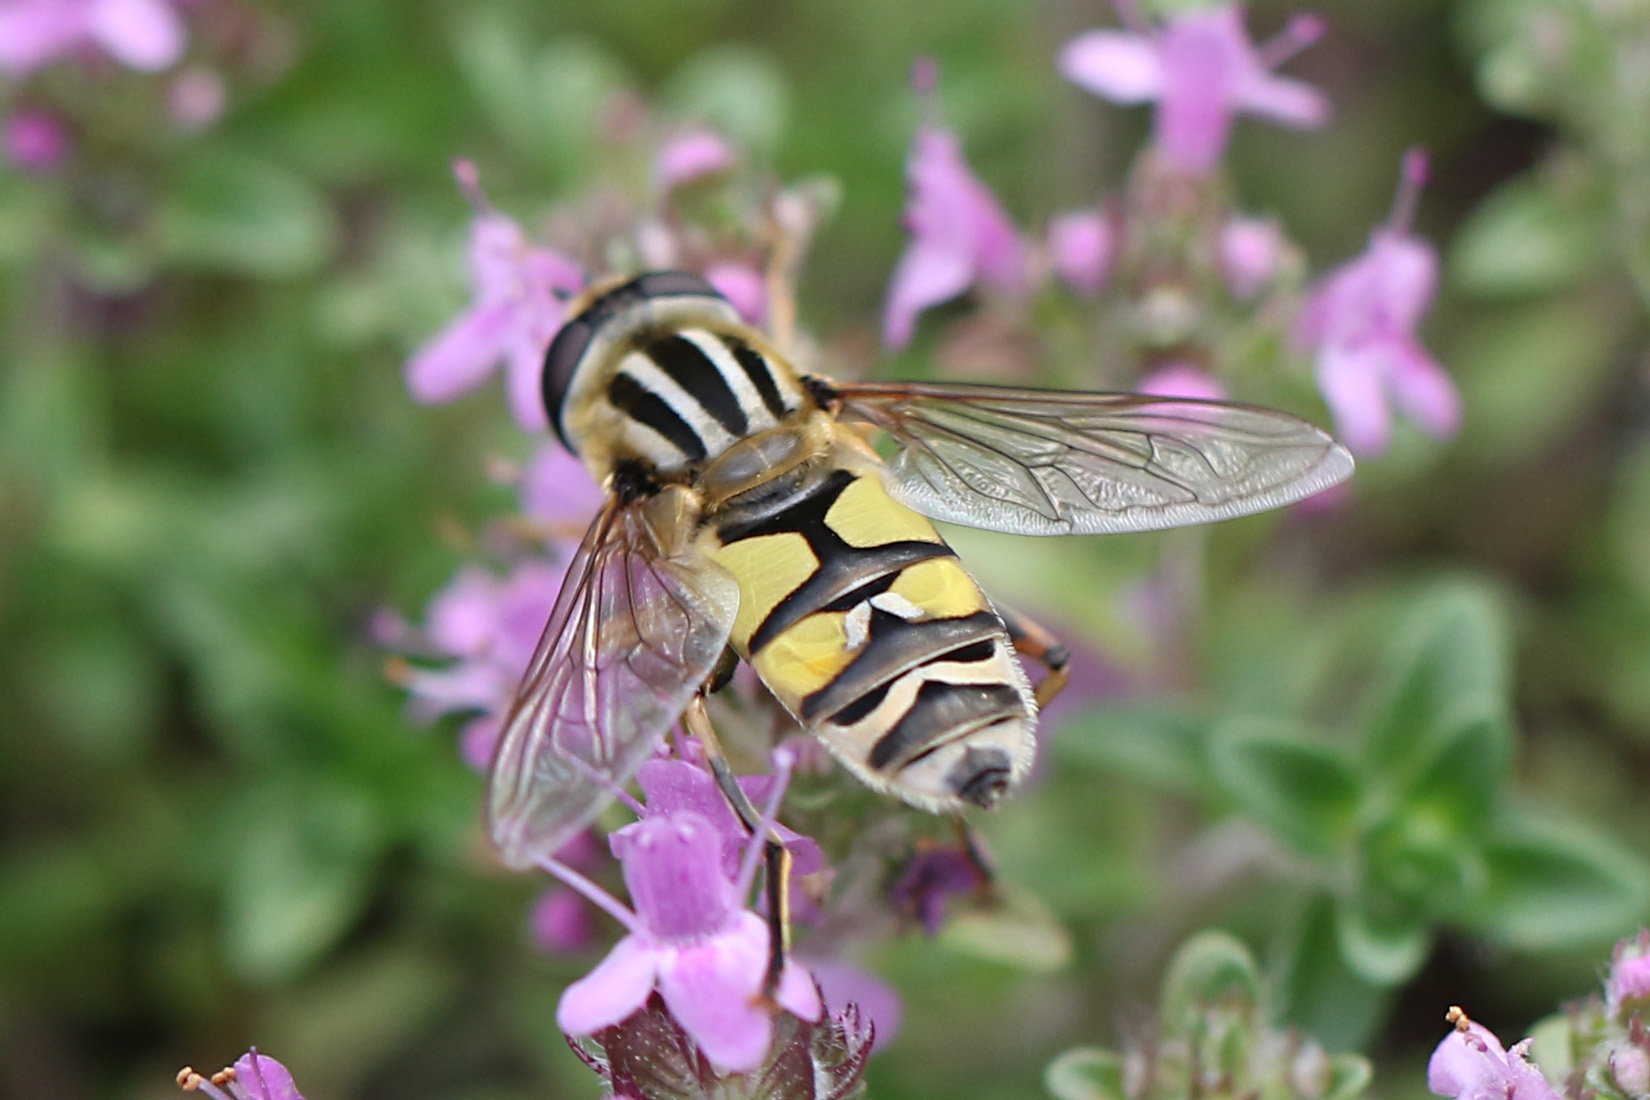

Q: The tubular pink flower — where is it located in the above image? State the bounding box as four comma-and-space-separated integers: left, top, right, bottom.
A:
557, 812, 823, 1073
636, 758, 823, 882
1047, 209, 1115, 297
0, 0, 186, 76
1059, 4, 1329, 174
406, 162, 586, 432
1428, 1008, 1562, 1100
1297, 149, 1457, 455
883, 122, 1028, 349
177, 1051, 304, 1100
654, 127, 736, 190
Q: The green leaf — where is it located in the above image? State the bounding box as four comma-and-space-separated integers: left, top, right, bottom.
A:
1402, 712, 1513, 831
1358, 581, 1511, 781
1045, 1048, 1126, 1100
157, 152, 337, 278
1208, 717, 1359, 856
1452, 291, 1627, 466
1054, 703, 1210, 793
1158, 930, 1263, 1037
1333, 898, 1432, 986
1274, 895, 1393, 1051
1451, 169, 1611, 297
1323, 1056, 1375, 1100
224, 785, 381, 983
1470, 808, 1650, 950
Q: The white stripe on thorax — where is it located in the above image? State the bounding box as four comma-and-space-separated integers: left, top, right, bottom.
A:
613, 350, 739, 454
678, 328, 780, 432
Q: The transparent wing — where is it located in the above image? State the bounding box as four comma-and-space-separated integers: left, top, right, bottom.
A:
831, 380, 1354, 536
486, 493, 739, 869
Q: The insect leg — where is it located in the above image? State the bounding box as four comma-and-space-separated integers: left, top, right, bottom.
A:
683, 693, 792, 1003
997, 605, 1070, 708
952, 815, 999, 896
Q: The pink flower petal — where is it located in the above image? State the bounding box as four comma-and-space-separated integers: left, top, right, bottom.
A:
773, 955, 823, 1023
1389, 341, 1460, 439
505, 327, 553, 433
1139, 364, 1226, 402
1058, 30, 1163, 102
530, 886, 597, 954
1236, 72, 1330, 129
520, 443, 604, 526
405, 302, 513, 405
0, 3, 81, 75
882, 238, 973, 348
654, 128, 736, 190
88, 0, 186, 72
232, 1052, 305, 1100
1317, 344, 1393, 456
557, 935, 663, 1035
705, 261, 767, 326
458, 714, 501, 772
656, 911, 775, 1072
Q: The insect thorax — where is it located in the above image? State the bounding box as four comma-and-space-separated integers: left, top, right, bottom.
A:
545, 273, 809, 481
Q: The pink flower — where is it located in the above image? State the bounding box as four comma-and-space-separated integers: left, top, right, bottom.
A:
406, 160, 585, 433
1428, 1008, 1562, 1100
177, 1051, 304, 1100
1047, 209, 1115, 297
3, 108, 69, 173
1060, 3, 1329, 175
1139, 363, 1227, 401
519, 442, 604, 530
1608, 930, 1650, 1011
396, 558, 567, 770
0, 0, 187, 76
883, 63, 1028, 349
557, 811, 823, 1073
704, 261, 766, 326
636, 758, 823, 883
531, 885, 600, 955
1297, 149, 1458, 456
654, 127, 736, 190
1219, 214, 1286, 298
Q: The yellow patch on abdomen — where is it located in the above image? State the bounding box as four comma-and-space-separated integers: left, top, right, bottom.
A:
707, 531, 818, 651
889, 556, 987, 620
824, 474, 945, 548
751, 612, 854, 702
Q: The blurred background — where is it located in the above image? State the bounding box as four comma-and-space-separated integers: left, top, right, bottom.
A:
4, 0, 1650, 1098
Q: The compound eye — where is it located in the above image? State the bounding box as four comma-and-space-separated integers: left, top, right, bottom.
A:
541, 314, 594, 449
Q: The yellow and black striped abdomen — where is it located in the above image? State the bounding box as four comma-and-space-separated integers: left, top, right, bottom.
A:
708, 465, 1037, 812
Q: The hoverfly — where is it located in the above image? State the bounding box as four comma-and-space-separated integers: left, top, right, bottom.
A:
486, 270, 1353, 870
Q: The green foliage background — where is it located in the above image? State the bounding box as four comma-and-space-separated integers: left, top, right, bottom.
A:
3, 1, 1650, 1098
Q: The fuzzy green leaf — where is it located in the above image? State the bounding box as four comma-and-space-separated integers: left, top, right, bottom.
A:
1209, 717, 1360, 856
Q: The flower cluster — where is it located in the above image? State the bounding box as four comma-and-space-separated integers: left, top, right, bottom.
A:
384, 5, 1463, 1096
885, 2, 1458, 459
1424, 934, 1650, 1100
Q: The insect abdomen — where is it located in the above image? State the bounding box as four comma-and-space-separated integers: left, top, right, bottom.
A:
708, 464, 1036, 811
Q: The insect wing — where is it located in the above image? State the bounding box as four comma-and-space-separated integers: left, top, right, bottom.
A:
486, 495, 739, 869
832, 380, 1354, 536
